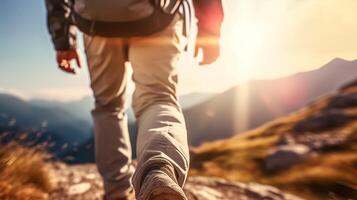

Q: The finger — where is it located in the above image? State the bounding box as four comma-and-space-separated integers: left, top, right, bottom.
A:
201, 54, 217, 65
200, 54, 215, 65
201, 45, 220, 65
59, 60, 76, 74
199, 59, 208, 65
194, 45, 199, 57
59, 63, 72, 73
57, 55, 64, 66
64, 66, 76, 74
75, 56, 82, 68
199, 46, 209, 65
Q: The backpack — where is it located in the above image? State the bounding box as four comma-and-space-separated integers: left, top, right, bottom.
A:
73, 0, 186, 37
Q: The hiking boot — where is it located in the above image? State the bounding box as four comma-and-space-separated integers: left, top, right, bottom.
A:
119, 190, 135, 200
103, 189, 135, 200
137, 164, 187, 200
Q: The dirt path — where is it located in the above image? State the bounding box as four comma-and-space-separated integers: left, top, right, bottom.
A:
49, 163, 302, 200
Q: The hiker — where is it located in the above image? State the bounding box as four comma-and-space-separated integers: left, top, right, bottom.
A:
44, 0, 223, 199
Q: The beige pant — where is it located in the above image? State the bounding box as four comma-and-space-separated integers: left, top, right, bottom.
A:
83, 15, 190, 199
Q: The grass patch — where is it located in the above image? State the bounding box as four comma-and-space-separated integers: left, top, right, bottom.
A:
0, 143, 54, 200
190, 135, 357, 199
190, 90, 357, 200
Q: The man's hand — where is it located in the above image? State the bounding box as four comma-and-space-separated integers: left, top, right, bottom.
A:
56, 50, 82, 74
195, 36, 220, 65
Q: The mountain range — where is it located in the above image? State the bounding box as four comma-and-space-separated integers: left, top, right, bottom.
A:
185, 58, 357, 145
0, 58, 356, 163
0, 91, 213, 163
0, 94, 92, 160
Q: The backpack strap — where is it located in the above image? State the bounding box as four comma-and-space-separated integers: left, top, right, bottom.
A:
155, 0, 183, 14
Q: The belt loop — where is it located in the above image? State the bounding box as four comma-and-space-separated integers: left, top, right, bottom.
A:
123, 38, 130, 62
89, 21, 96, 35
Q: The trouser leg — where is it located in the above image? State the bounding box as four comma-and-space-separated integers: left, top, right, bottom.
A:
128, 14, 190, 193
83, 34, 134, 199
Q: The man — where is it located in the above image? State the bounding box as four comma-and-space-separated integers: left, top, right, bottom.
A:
45, 0, 223, 199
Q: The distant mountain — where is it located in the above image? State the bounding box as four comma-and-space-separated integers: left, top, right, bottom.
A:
30, 92, 214, 124
0, 91, 213, 163
0, 93, 92, 159
190, 77, 357, 200
184, 58, 357, 145
30, 96, 94, 124
179, 93, 215, 108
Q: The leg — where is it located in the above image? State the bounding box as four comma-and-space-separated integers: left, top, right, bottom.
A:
83, 34, 134, 199
128, 14, 190, 195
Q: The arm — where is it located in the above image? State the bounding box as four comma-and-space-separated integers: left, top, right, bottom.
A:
193, 0, 224, 65
45, 0, 81, 74
193, 0, 224, 38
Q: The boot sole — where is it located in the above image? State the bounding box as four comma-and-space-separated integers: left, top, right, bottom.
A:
149, 185, 186, 200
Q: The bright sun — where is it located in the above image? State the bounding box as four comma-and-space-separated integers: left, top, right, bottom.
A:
221, 19, 267, 81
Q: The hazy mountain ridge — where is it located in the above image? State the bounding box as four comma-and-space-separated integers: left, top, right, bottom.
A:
0, 92, 214, 163
184, 58, 357, 145
0, 93, 92, 160
30, 96, 94, 124
29, 92, 215, 124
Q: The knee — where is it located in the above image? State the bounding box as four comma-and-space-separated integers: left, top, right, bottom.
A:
95, 153, 131, 174
93, 94, 126, 114
132, 93, 180, 118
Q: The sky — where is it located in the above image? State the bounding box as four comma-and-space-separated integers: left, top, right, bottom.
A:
0, 0, 356, 101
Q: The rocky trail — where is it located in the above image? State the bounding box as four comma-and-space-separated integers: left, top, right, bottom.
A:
49, 163, 302, 200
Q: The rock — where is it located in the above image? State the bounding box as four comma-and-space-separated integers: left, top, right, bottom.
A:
184, 176, 302, 200
277, 134, 296, 146
67, 183, 91, 195
278, 129, 353, 152
293, 110, 355, 132
72, 177, 82, 184
85, 173, 97, 180
294, 131, 352, 151
264, 144, 310, 172
327, 94, 357, 109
